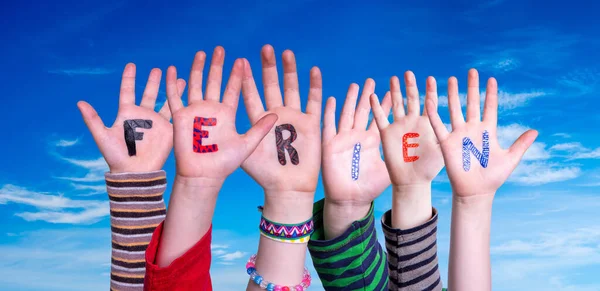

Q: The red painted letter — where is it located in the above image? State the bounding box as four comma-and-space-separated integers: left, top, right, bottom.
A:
403, 133, 420, 162
193, 117, 218, 153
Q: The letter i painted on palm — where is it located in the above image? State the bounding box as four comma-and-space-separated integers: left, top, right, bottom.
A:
403, 133, 420, 162
193, 117, 218, 153
462, 130, 490, 171
351, 143, 361, 181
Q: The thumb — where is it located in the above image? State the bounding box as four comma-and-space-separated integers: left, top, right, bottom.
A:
508, 129, 538, 168
77, 101, 107, 141
241, 113, 278, 158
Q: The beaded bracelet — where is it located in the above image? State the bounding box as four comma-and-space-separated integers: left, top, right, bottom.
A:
246, 254, 311, 290
259, 216, 314, 244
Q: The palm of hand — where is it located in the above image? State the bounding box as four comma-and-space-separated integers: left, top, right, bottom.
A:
322, 129, 389, 205
172, 101, 246, 179
425, 70, 538, 197
242, 106, 321, 192
381, 115, 444, 185
103, 105, 173, 173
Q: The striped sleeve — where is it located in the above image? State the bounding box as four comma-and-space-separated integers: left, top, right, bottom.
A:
308, 199, 389, 291
106, 170, 167, 291
381, 208, 443, 291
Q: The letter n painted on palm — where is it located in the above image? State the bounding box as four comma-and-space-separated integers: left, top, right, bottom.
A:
462, 130, 490, 171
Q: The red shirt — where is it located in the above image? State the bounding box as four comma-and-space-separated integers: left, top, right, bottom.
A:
144, 222, 213, 290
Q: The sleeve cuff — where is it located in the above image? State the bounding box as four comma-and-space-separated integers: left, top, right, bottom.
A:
381, 207, 438, 243
308, 198, 375, 250
144, 222, 212, 288
105, 170, 167, 182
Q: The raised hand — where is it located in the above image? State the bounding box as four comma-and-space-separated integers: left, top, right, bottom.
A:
241, 45, 322, 195
426, 69, 538, 291
78, 64, 186, 173
167, 47, 278, 182
156, 47, 277, 268
241, 45, 322, 290
320, 80, 392, 237
425, 69, 538, 197
371, 72, 445, 186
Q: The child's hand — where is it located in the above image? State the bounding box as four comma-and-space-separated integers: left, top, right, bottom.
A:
322, 80, 392, 208
425, 69, 538, 197
167, 47, 277, 182
78, 64, 185, 173
240, 45, 322, 194
370, 72, 445, 186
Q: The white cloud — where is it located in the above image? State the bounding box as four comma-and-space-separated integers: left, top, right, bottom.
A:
558, 69, 600, 96
54, 138, 80, 147
472, 57, 520, 72
219, 251, 247, 261
60, 157, 108, 171
0, 184, 108, 224
437, 90, 544, 110
55, 172, 105, 182
552, 133, 571, 138
48, 67, 115, 76
509, 162, 581, 185
550, 142, 585, 151
570, 148, 600, 160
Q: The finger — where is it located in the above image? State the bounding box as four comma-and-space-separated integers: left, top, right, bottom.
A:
448, 76, 465, 128
159, 78, 185, 121
158, 100, 171, 120
483, 77, 498, 129
140, 68, 162, 109
353, 78, 375, 130
241, 58, 265, 124
282, 50, 301, 109
166, 66, 184, 113
369, 93, 390, 130
205, 46, 225, 102
242, 113, 279, 157
423, 76, 438, 117
369, 91, 391, 132
390, 76, 405, 120
188, 51, 207, 104
222, 58, 244, 112
261, 45, 284, 109
306, 67, 323, 117
77, 101, 107, 141
508, 129, 538, 168
338, 83, 359, 131
119, 63, 136, 107
405, 71, 420, 116
426, 93, 450, 142
466, 69, 481, 122
322, 97, 337, 144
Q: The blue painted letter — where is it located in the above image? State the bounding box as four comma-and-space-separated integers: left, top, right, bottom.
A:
462, 130, 490, 171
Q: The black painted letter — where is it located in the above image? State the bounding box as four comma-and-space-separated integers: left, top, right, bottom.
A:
275, 124, 299, 165
124, 119, 153, 156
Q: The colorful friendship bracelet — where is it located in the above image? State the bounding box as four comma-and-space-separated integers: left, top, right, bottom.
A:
246, 254, 311, 290
259, 215, 314, 243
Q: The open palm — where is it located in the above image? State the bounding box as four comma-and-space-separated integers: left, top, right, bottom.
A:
371, 72, 444, 185
78, 64, 185, 173
426, 69, 538, 197
168, 47, 277, 180
240, 45, 322, 193
322, 79, 392, 205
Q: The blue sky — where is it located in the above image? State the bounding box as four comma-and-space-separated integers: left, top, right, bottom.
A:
1, 0, 599, 290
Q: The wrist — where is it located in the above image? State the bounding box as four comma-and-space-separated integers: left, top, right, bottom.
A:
453, 192, 495, 215
391, 182, 432, 229
172, 175, 223, 199
323, 199, 371, 240
262, 190, 314, 223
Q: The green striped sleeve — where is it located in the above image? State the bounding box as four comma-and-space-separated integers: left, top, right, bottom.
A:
308, 199, 388, 291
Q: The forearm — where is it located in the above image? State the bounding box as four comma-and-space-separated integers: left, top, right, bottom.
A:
448, 193, 494, 291
323, 199, 370, 239
247, 191, 314, 290
156, 175, 222, 267
392, 183, 432, 229
107, 170, 167, 291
